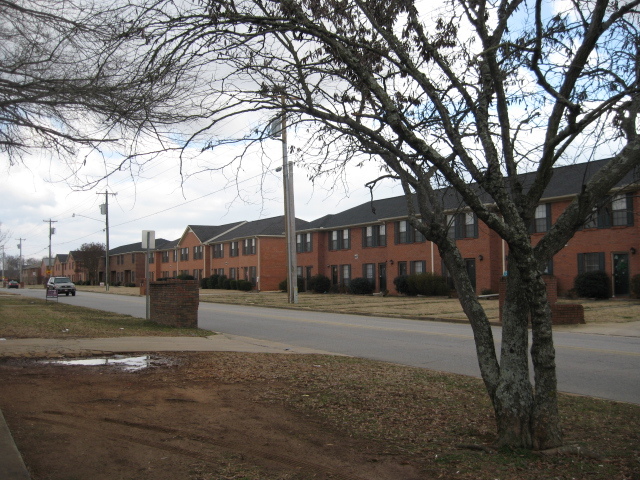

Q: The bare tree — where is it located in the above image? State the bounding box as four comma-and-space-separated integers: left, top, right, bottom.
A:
102, 0, 640, 449
0, 0, 199, 182
73, 242, 105, 285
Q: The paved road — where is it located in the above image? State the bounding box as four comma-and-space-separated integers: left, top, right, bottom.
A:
11, 288, 640, 404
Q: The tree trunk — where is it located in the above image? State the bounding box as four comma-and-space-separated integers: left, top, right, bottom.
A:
494, 266, 535, 448
528, 267, 563, 449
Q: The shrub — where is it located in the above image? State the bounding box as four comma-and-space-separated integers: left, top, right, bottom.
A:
630, 274, 640, 299
574, 271, 611, 299
217, 275, 228, 289
177, 274, 195, 281
229, 279, 238, 290
308, 274, 331, 293
207, 274, 220, 289
349, 277, 374, 295
393, 275, 412, 295
237, 279, 253, 291
411, 273, 450, 296
199, 277, 208, 289
279, 277, 305, 292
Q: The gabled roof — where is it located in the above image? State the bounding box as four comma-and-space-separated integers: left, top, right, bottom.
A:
301, 159, 640, 231
109, 238, 171, 255
212, 216, 310, 242
54, 254, 69, 263
178, 222, 246, 245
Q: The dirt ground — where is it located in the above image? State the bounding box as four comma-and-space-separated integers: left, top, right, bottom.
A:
0, 352, 423, 480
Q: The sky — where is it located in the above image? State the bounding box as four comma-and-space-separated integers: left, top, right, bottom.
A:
0, 137, 403, 264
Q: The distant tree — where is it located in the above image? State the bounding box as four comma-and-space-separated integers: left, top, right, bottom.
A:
74, 243, 105, 285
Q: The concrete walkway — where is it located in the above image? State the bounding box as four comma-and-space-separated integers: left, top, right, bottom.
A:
0, 334, 339, 479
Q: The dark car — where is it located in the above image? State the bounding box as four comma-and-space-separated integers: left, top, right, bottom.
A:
7, 280, 19, 289
46, 276, 76, 296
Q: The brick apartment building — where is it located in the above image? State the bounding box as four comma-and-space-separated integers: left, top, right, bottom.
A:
43, 159, 639, 297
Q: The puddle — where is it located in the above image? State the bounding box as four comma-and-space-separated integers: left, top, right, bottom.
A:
43, 355, 166, 371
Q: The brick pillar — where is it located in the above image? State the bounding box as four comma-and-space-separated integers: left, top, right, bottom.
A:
149, 279, 199, 328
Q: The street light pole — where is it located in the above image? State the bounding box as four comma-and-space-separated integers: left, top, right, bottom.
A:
280, 98, 298, 304
99, 191, 117, 291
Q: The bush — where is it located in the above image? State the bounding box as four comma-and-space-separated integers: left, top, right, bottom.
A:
199, 277, 208, 289
394, 273, 449, 296
349, 277, 374, 295
279, 277, 305, 292
207, 274, 220, 289
177, 274, 195, 281
630, 274, 640, 299
393, 275, 412, 295
410, 273, 450, 296
229, 279, 238, 290
308, 274, 331, 293
222, 278, 231, 289
574, 270, 611, 299
217, 275, 228, 289
237, 279, 253, 291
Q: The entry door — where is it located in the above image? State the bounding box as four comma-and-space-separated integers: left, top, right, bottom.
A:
378, 263, 387, 292
465, 259, 476, 292
613, 253, 630, 296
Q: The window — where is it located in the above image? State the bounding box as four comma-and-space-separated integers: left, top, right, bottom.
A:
583, 193, 634, 229
531, 204, 552, 233
395, 220, 425, 244
243, 238, 256, 255
173, 250, 178, 262
296, 233, 312, 253
180, 248, 189, 261
363, 225, 386, 247
161, 251, 170, 263
230, 241, 239, 257
148, 253, 154, 264
213, 268, 224, 276
341, 264, 351, 287
248, 266, 257, 285
410, 260, 426, 274
229, 267, 237, 279
193, 245, 204, 260
329, 229, 350, 250
363, 263, 375, 286
193, 269, 202, 280
398, 261, 408, 276
578, 252, 605, 274
447, 213, 478, 239
612, 193, 633, 226
213, 244, 224, 258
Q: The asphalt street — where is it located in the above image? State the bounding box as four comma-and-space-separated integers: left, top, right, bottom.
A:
10, 288, 640, 404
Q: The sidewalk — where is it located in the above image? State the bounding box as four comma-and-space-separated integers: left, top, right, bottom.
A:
0, 334, 339, 479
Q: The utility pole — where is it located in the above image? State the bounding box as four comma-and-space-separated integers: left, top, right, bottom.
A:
98, 191, 117, 291
17, 238, 25, 284
280, 96, 298, 304
43, 219, 57, 280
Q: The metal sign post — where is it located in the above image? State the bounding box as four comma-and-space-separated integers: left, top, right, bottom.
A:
142, 230, 155, 320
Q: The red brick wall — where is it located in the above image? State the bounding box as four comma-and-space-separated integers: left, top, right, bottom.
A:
149, 279, 199, 328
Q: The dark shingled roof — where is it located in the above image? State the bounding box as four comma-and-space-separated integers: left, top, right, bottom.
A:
213, 216, 310, 242
109, 238, 171, 255
184, 222, 247, 243
301, 159, 639, 231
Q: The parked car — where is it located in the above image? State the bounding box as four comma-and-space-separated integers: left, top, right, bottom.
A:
46, 277, 76, 296
7, 280, 19, 289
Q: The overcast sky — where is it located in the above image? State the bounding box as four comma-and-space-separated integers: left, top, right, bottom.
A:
0, 136, 403, 263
